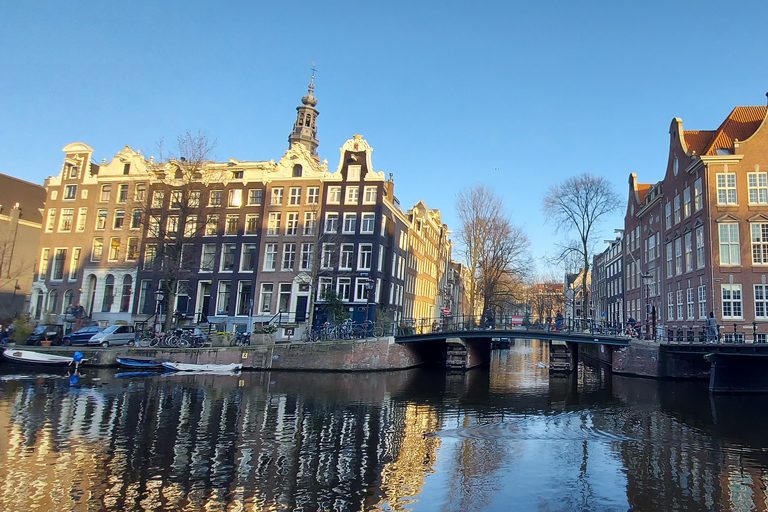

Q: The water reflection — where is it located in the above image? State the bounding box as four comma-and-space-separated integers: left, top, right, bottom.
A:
0, 341, 767, 511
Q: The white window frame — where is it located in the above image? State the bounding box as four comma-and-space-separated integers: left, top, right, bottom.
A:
748, 172, 768, 205
719, 223, 741, 266
721, 284, 743, 319
717, 173, 737, 205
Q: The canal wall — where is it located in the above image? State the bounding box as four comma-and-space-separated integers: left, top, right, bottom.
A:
611, 340, 710, 379
31, 337, 429, 371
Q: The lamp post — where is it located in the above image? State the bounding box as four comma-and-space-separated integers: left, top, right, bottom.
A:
641, 272, 653, 340
153, 289, 164, 334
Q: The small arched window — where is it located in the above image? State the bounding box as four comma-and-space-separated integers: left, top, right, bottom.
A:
292, 164, 303, 177
102, 275, 115, 313
121, 275, 133, 313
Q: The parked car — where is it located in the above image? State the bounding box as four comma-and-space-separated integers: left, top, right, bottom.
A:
88, 324, 136, 347
26, 324, 64, 346
62, 326, 105, 346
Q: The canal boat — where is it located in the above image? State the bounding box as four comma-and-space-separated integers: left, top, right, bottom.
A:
115, 356, 168, 370
161, 362, 242, 373
2, 348, 87, 368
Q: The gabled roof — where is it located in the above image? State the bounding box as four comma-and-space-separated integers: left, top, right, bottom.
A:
684, 106, 767, 156
637, 183, 652, 204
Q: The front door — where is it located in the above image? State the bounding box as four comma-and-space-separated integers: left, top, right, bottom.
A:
296, 296, 308, 323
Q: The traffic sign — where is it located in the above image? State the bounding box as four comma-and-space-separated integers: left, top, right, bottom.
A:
442, 307, 450, 315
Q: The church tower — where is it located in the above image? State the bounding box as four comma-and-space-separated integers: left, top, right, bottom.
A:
288, 71, 319, 157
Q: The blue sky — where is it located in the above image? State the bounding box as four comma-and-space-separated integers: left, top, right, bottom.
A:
3, 1, 768, 275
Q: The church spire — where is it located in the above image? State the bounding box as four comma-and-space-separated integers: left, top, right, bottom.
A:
288, 64, 319, 156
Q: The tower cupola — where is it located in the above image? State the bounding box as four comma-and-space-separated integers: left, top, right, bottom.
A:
288, 69, 319, 156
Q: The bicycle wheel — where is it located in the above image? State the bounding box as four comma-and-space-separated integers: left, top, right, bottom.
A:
372, 326, 384, 337
138, 335, 151, 347
176, 337, 190, 348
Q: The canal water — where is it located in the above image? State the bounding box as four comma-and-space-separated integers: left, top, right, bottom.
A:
0, 340, 767, 511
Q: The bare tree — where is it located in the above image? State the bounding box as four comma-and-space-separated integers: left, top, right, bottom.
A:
139, 131, 220, 331
456, 185, 531, 318
542, 173, 621, 324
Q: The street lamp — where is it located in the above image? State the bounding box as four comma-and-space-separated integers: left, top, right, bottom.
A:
154, 289, 164, 334
364, 279, 374, 339
641, 272, 654, 340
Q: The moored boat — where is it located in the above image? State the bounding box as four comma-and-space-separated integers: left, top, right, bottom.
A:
2, 348, 87, 367
116, 356, 167, 370
161, 362, 242, 373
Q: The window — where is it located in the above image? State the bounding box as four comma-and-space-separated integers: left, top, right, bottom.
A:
236, 281, 252, 316
676, 289, 684, 320
749, 172, 768, 204
248, 189, 263, 205
102, 275, 114, 313
347, 165, 361, 181
267, 212, 281, 236
118, 184, 129, 203
52, 248, 66, 280
127, 238, 139, 261
667, 291, 674, 321
142, 245, 156, 270
220, 244, 236, 272
696, 226, 705, 269
327, 186, 341, 204
245, 214, 259, 235
361, 213, 375, 234
722, 284, 743, 318
113, 210, 125, 229
674, 237, 682, 275
340, 244, 354, 270
95, 209, 107, 230
148, 217, 161, 237
665, 201, 671, 230
683, 187, 691, 218
68, 164, 78, 178
228, 189, 243, 207
131, 209, 142, 230
188, 190, 201, 208
69, 248, 81, 281
200, 244, 216, 271
303, 212, 317, 236
673, 194, 681, 224
263, 243, 277, 271
345, 186, 359, 205
166, 216, 179, 237
152, 190, 165, 208
241, 244, 257, 271
686, 288, 695, 319
59, 208, 74, 232
698, 285, 707, 319
64, 185, 77, 200
282, 243, 296, 270
717, 173, 737, 205
76, 208, 87, 232
337, 278, 351, 301
225, 214, 239, 235
46, 209, 57, 232
289, 187, 301, 205
358, 244, 372, 270
363, 186, 377, 204
719, 223, 741, 265
217, 281, 232, 315
92, 238, 103, 262
109, 238, 120, 261
325, 213, 339, 233
321, 243, 335, 268
684, 232, 692, 272
100, 184, 111, 202
271, 187, 283, 205
317, 277, 332, 301
307, 187, 319, 204
278, 283, 292, 312
209, 190, 223, 207
343, 213, 357, 234
136, 183, 147, 201
694, 178, 702, 212
752, 223, 768, 264
259, 283, 273, 313
39, 248, 50, 280
300, 243, 313, 270
170, 190, 182, 209
292, 164, 303, 177
184, 215, 197, 237
205, 214, 219, 236
286, 212, 299, 236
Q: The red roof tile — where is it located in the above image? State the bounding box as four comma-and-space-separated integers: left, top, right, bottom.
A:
637, 183, 652, 204
685, 106, 766, 156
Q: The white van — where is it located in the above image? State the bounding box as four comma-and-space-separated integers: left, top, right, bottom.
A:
88, 325, 136, 347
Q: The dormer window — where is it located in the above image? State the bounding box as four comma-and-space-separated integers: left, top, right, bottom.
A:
232, 171, 243, 179
292, 164, 303, 177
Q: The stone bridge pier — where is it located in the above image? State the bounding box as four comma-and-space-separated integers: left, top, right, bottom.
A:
445, 337, 491, 369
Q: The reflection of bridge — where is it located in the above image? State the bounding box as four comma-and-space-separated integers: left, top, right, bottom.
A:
394, 327, 630, 371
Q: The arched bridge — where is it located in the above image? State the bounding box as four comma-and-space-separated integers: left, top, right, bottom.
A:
394, 328, 631, 346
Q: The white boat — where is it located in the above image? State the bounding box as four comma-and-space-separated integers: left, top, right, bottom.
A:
161, 362, 242, 373
2, 348, 87, 367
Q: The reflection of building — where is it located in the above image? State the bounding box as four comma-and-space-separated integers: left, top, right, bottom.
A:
0, 174, 47, 320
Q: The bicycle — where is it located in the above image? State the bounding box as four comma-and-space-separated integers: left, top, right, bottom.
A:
234, 331, 251, 346
301, 329, 320, 342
